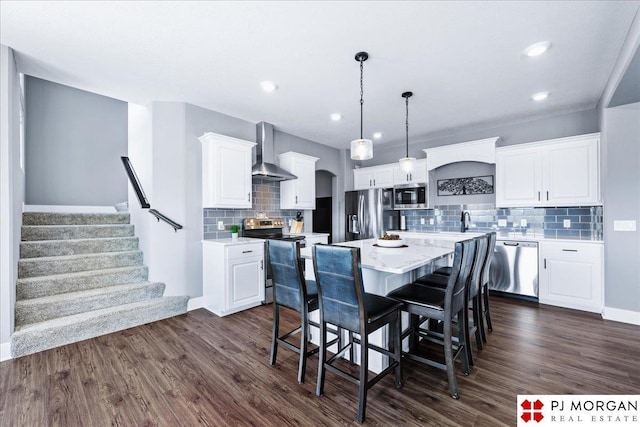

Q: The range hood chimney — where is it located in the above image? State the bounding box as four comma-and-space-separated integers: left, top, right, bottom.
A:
252, 122, 297, 181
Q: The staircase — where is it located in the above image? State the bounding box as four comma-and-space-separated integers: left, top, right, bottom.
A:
11, 212, 189, 358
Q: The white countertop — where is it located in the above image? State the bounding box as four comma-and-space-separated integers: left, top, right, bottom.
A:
390, 230, 604, 244
202, 237, 265, 246
300, 237, 455, 275
290, 232, 330, 238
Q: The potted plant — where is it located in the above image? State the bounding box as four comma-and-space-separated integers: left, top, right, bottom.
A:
229, 224, 239, 240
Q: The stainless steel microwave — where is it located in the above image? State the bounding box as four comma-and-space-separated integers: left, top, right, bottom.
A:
393, 183, 428, 209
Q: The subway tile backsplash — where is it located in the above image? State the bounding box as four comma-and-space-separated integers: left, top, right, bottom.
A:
401, 205, 603, 240
203, 179, 298, 239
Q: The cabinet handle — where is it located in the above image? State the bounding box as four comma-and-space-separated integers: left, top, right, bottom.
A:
242, 250, 253, 254
373, 179, 376, 186
546, 191, 549, 201
260, 260, 264, 270
562, 249, 578, 252
369, 179, 372, 186
538, 191, 541, 201
295, 195, 298, 203
248, 192, 251, 202
544, 258, 547, 269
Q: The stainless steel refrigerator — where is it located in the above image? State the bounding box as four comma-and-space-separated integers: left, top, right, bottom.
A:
345, 188, 399, 241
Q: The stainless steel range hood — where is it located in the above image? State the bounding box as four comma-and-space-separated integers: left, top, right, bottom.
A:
252, 122, 297, 181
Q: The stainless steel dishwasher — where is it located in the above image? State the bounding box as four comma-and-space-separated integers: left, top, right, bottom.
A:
489, 240, 539, 299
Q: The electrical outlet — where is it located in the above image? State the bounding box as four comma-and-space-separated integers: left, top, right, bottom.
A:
520, 219, 527, 227
429, 218, 435, 225
420, 218, 425, 225
498, 219, 507, 227
563, 219, 571, 228
217, 221, 225, 230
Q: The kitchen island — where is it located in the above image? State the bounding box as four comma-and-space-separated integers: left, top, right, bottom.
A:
299, 235, 473, 372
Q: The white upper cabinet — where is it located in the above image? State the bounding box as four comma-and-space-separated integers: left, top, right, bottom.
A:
200, 132, 256, 209
279, 152, 319, 209
353, 164, 395, 190
496, 133, 600, 207
393, 159, 428, 184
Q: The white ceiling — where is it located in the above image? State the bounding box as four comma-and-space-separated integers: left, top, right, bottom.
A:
1, 1, 639, 149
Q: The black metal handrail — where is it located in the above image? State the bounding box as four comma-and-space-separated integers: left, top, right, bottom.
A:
149, 209, 183, 232
121, 156, 183, 232
121, 156, 150, 208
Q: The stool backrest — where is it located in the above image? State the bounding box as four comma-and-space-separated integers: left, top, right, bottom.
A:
267, 240, 307, 312
468, 235, 488, 299
480, 232, 497, 286
447, 238, 476, 316
312, 244, 365, 334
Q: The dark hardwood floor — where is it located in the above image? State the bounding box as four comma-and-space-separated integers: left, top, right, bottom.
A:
2, 296, 639, 426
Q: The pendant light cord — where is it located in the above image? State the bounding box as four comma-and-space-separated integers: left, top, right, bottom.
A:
359, 58, 364, 140
405, 95, 409, 157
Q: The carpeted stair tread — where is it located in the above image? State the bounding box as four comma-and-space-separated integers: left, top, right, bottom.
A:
20, 236, 139, 258
15, 282, 166, 327
18, 250, 143, 278
23, 212, 130, 225
11, 296, 189, 358
17, 265, 149, 300
21, 224, 135, 241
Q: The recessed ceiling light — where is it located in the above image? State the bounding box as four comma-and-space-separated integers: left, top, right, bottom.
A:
373, 132, 382, 139
524, 41, 551, 57
330, 113, 342, 121
260, 80, 277, 92
531, 91, 550, 101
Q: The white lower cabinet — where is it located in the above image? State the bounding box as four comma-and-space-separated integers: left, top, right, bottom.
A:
203, 241, 265, 316
538, 241, 603, 313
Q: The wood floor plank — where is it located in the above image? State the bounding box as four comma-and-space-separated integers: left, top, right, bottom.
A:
2, 296, 640, 426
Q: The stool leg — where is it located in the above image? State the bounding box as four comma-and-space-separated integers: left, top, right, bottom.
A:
473, 296, 484, 351
458, 310, 470, 376
316, 320, 327, 397
443, 315, 460, 399
392, 314, 403, 388
298, 307, 309, 383
477, 292, 487, 343
357, 332, 369, 423
462, 303, 474, 367
270, 303, 279, 366
349, 331, 355, 364
483, 283, 493, 332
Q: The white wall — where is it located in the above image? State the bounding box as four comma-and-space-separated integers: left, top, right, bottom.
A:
1, 45, 25, 360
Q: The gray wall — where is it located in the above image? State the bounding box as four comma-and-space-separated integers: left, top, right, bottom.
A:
316, 170, 333, 198
25, 76, 128, 206
601, 102, 640, 313
430, 161, 496, 207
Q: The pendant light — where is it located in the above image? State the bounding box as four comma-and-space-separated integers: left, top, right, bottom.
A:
350, 51, 373, 161
399, 91, 416, 173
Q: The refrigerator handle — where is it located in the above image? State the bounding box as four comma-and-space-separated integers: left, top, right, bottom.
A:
358, 194, 365, 238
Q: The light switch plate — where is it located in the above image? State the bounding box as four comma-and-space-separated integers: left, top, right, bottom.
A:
420, 218, 425, 225
520, 219, 527, 227
429, 218, 435, 225
563, 219, 571, 228
498, 219, 507, 227
217, 221, 225, 230
613, 220, 637, 231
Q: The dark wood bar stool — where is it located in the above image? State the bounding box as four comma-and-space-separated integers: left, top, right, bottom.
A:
312, 244, 403, 423
267, 240, 320, 384
387, 238, 476, 399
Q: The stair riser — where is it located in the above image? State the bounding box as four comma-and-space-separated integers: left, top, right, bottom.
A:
11, 297, 189, 358
18, 251, 143, 278
17, 266, 149, 300
21, 225, 135, 241
23, 212, 130, 225
20, 237, 139, 258
15, 283, 166, 327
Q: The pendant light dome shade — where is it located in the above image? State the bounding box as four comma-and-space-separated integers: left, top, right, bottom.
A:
350, 52, 373, 161
399, 91, 416, 173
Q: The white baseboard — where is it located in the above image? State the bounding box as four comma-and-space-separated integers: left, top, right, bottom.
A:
24, 205, 118, 213
1, 342, 11, 362
187, 296, 206, 311
602, 306, 640, 325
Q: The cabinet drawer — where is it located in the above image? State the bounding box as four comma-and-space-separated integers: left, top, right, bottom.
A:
226, 244, 264, 260
540, 241, 602, 259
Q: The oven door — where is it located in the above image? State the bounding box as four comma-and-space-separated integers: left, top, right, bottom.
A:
394, 183, 428, 209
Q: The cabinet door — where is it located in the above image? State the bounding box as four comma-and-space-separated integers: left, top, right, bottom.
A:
496, 147, 543, 207
280, 154, 318, 209
217, 143, 253, 208
354, 169, 374, 190
373, 166, 395, 188
538, 242, 603, 313
228, 256, 265, 310
543, 137, 599, 206
393, 159, 428, 184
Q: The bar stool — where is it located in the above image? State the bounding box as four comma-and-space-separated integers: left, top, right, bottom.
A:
480, 232, 497, 335
312, 244, 403, 423
386, 238, 475, 399
267, 239, 319, 384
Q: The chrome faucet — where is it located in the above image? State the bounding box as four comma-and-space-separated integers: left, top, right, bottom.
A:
461, 211, 471, 232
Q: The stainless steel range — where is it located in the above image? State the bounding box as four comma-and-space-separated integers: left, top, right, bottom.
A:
242, 217, 306, 303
